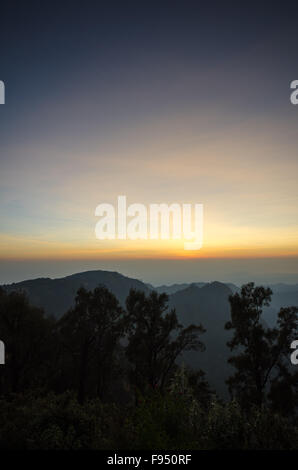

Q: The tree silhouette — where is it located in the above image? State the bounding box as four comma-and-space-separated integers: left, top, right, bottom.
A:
225, 282, 298, 411
125, 289, 205, 395
57, 286, 125, 403
0, 288, 54, 393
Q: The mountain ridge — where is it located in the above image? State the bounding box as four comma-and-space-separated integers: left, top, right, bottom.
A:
2, 269, 298, 398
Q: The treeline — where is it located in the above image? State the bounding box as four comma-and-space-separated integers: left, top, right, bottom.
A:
0, 283, 298, 449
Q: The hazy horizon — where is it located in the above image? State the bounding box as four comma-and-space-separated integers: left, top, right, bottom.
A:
1, 257, 298, 287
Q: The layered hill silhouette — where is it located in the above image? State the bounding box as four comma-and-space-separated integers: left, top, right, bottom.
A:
2, 270, 235, 396
3, 270, 150, 318
2, 270, 298, 397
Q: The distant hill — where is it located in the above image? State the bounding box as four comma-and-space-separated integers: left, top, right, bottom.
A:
169, 282, 233, 397
147, 282, 206, 295
150, 281, 239, 295
269, 283, 298, 294
264, 288, 298, 326
3, 270, 150, 318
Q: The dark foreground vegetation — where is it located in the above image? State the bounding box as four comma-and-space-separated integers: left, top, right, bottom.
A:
0, 282, 298, 450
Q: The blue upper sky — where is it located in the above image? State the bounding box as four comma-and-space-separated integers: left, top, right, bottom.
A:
0, 1, 298, 284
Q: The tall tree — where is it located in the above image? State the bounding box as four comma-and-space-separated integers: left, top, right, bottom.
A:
0, 288, 54, 394
125, 289, 205, 395
225, 282, 298, 410
57, 286, 125, 403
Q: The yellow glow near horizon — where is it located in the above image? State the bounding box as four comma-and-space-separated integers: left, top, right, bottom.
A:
1, 112, 298, 262
1, 231, 298, 260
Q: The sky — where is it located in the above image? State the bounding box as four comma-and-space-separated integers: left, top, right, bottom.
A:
0, 1, 298, 284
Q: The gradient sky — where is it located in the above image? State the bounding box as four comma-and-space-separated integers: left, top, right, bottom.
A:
0, 1, 298, 284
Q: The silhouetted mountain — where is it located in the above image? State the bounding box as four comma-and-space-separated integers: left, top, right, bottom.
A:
271, 290, 298, 309
150, 281, 239, 295
269, 283, 298, 294
147, 282, 206, 295
264, 288, 298, 326
3, 271, 298, 398
3, 270, 150, 318
225, 282, 240, 294
1, 273, 236, 396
